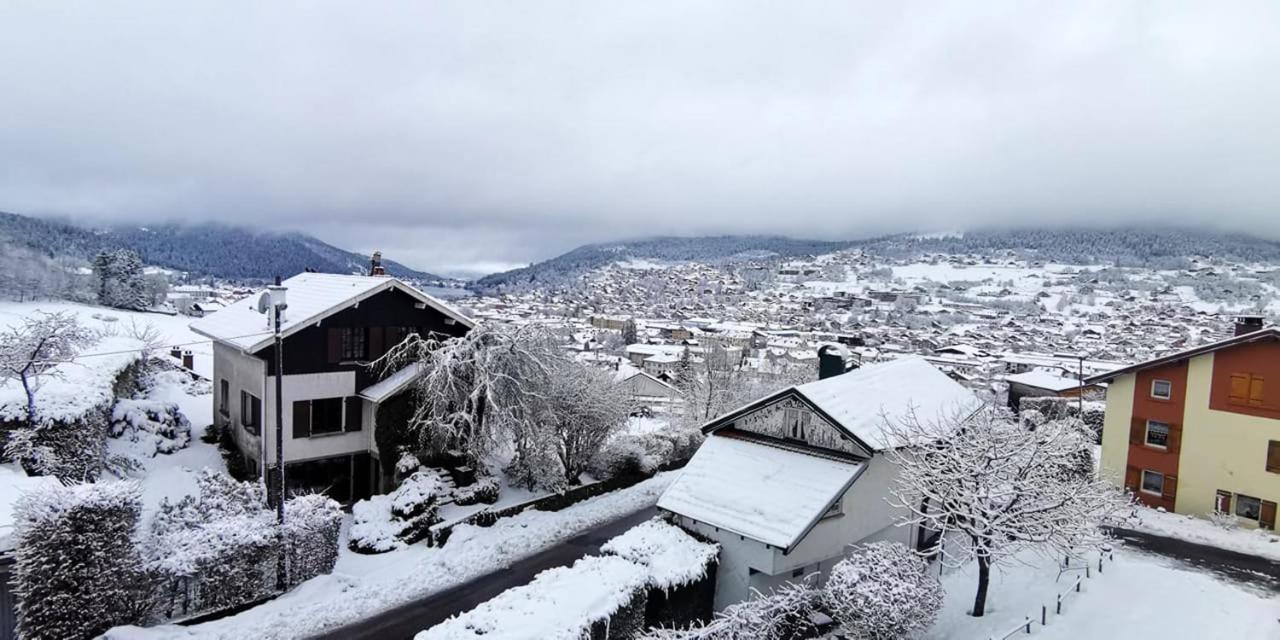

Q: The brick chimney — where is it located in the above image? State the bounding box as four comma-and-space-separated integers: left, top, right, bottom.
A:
1235, 315, 1265, 337
370, 251, 386, 276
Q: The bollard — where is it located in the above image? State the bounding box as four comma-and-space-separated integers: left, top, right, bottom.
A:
1057, 594, 1062, 615
1099, 556, 1103, 573
1041, 605, 1047, 626
1024, 618, 1031, 634
1075, 579, 1081, 593
1086, 565, 1090, 579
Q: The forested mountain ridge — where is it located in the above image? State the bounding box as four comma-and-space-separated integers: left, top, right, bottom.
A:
473, 227, 1280, 292
0, 211, 446, 281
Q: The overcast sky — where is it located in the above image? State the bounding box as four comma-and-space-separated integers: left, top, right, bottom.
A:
2, 2, 1278, 276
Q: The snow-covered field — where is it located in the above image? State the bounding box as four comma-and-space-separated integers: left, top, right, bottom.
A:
927, 547, 1278, 640
0, 300, 215, 378
109, 472, 676, 640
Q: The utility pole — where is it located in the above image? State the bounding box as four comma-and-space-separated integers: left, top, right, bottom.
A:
1077, 354, 1085, 415
268, 276, 288, 592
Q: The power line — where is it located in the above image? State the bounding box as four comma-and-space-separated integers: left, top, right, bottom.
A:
30, 330, 274, 366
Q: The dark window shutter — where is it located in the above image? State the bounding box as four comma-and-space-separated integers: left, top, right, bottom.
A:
1268, 441, 1280, 474
1167, 423, 1181, 455
1162, 474, 1177, 501
327, 328, 342, 364
1261, 500, 1277, 530
1215, 491, 1232, 514
292, 401, 311, 438
345, 397, 362, 431
369, 327, 384, 360
1129, 418, 1145, 446
1124, 466, 1140, 492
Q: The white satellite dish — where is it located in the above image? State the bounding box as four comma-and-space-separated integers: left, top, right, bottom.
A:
257, 292, 272, 314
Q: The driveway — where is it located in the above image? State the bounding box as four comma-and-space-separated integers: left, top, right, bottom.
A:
1107, 526, 1280, 593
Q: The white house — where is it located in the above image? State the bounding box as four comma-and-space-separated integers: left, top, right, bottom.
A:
657, 356, 981, 609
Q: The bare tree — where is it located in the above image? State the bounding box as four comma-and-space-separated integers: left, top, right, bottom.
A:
885, 406, 1129, 617
0, 312, 96, 425
543, 363, 628, 485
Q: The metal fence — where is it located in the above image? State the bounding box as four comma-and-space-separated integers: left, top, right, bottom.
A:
988, 547, 1115, 639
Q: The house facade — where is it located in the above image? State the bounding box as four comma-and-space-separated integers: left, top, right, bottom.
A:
657, 356, 981, 609
191, 272, 473, 503
1090, 319, 1280, 530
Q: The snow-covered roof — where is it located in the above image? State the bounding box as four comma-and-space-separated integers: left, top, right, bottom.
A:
189, 273, 474, 353
359, 362, 423, 403
1005, 370, 1084, 392
657, 434, 865, 550
788, 356, 982, 450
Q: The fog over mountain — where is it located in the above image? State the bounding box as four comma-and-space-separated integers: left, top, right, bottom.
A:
2, 2, 1278, 274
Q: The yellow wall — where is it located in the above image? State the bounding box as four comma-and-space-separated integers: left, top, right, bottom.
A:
1100, 373, 1135, 488
1177, 353, 1280, 524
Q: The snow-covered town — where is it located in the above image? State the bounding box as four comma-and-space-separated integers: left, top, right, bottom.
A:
0, 236, 1277, 640
5, 3, 1280, 639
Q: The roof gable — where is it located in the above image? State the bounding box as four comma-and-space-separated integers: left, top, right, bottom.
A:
1085, 327, 1280, 384
190, 273, 474, 352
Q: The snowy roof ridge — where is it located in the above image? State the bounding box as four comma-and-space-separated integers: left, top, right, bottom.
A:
1084, 326, 1280, 384
190, 273, 474, 352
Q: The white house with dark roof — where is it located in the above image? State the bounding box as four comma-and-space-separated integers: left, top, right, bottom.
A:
190, 271, 474, 503
657, 356, 981, 608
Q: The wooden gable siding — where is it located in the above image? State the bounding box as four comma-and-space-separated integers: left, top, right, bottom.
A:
727, 394, 866, 457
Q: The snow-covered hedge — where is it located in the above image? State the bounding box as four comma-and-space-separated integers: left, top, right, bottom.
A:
283, 493, 344, 588
453, 476, 501, 506
416, 555, 649, 640
644, 581, 823, 640
13, 480, 154, 640
822, 541, 943, 640
603, 518, 720, 631
602, 518, 719, 591
1019, 397, 1105, 441
591, 426, 704, 482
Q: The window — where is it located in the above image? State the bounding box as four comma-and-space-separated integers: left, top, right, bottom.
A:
1145, 421, 1170, 449
292, 397, 359, 438
1235, 494, 1262, 520
1229, 373, 1266, 407
218, 379, 229, 416
1269, 441, 1280, 474
1215, 490, 1233, 514
1151, 379, 1172, 400
240, 391, 261, 434
340, 328, 367, 361
1140, 470, 1164, 495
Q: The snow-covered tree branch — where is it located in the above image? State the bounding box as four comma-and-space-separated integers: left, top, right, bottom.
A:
0, 311, 96, 425
885, 405, 1130, 617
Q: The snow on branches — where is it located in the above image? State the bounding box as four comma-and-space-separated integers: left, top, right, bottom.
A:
885, 405, 1130, 617
0, 310, 96, 425
822, 541, 943, 640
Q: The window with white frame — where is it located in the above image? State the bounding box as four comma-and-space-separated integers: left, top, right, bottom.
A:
1235, 494, 1262, 520
1140, 470, 1164, 495
1151, 379, 1172, 400
1145, 421, 1170, 448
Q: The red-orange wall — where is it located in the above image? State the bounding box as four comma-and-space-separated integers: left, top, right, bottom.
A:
1209, 341, 1280, 420
1129, 362, 1187, 510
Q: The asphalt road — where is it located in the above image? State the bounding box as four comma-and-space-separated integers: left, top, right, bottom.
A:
309, 506, 660, 640
1106, 526, 1280, 593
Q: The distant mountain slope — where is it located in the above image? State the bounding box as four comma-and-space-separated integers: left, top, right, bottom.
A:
473, 235, 856, 291
0, 211, 445, 281
474, 227, 1280, 292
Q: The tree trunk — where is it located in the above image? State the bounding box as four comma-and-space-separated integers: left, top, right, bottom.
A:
973, 552, 991, 617
20, 370, 35, 426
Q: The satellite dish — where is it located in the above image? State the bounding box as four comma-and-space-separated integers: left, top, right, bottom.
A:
257, 292, 272, 314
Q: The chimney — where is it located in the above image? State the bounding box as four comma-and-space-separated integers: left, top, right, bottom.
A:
370, 251, 386, 276
818, 344, 851, 380
1235, 315, 1265, 337
169, 346, 182, 360
181, 350, 194, 371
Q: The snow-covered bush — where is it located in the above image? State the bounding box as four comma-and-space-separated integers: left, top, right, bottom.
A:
146, 469, 276, 619
505, 439, 568, 492
822, 542, 943, 640
1208, 510, 1241, 530
13, 481, 155, 640
417, 555, 649, 640
602, 518, 719, 592
284, 493, 344, 588
590, 435, 659, 481
645, 581, 822, 640
396, 450, 423, 477
453, 476, 500, 506
110, 398, 191, 456
350, 470, 447, 553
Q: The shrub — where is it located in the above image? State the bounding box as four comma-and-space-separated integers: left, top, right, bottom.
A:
13, 481, 155, 640
453, 477, 500, 506
822, 542, 943, 640
590, 435, 658, 481
110, 398, 192, 456
391, 469, 447, 520
284, 494, 344, 587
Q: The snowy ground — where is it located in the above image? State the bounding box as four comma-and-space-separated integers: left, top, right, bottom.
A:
1124, 505, 1280, 562
927, 547, 1279, 640
109, 472, 676, 640
0, 300, 215, 379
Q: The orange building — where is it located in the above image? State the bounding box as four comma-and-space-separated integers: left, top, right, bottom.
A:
1088, 318, 1279, 530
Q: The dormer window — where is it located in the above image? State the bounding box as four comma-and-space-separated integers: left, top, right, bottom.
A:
1151, 379, 1172, 400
